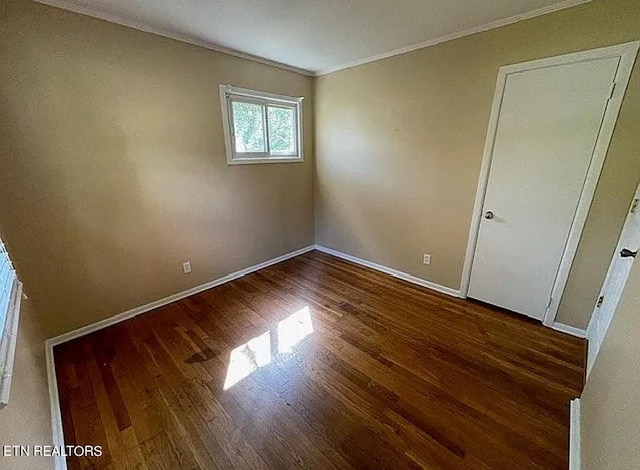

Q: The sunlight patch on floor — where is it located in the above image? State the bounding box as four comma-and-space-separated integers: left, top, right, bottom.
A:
277, 306, 314, 354
223, 306, 313, 390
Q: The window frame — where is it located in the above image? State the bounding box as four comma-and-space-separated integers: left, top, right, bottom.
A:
219, 84, 304, 165
0, 237, 22, 409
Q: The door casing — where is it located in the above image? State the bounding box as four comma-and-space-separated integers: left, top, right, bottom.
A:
459, 41, 640, 328
586, 181, 640, 375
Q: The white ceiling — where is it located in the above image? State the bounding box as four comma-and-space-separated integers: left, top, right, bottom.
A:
37, 0, 592, 75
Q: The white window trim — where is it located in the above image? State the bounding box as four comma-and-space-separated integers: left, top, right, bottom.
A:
219, 84, 304, 165
0, 237, 21, 410
0, 279, 21, 410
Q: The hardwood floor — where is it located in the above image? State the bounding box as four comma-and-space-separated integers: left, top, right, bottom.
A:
54, 250, 585, 469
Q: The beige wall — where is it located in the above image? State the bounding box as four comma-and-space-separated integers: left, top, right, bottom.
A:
581, 253, 640, 469
1, 2, 638, 467
0, 300, 53, 470
314, 0, 640, 330
0, 0, 315, 337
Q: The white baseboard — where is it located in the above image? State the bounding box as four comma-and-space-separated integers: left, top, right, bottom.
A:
47, 245, 315, 347
45, 340, 67, 470
552, 322, 587, 339
44, 244, 314, 470
569, 398, 581, 470
314, 245, 460, 297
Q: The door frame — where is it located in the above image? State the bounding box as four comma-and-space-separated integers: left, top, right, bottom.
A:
586, 180, 640, 375
459, 41, 639, 328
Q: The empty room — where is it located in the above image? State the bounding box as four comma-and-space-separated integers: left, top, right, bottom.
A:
1, 0, 640, 468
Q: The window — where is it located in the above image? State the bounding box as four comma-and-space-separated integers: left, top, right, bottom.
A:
0, 236, 21, 408
219, 85, 303, 164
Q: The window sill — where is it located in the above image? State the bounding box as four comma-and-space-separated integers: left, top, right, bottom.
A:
228, 156, 304, 165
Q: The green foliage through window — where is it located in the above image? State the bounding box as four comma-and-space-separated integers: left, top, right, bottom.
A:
230, 98, 298, 157
232, 101, 265, 153
268, 106, 295, 154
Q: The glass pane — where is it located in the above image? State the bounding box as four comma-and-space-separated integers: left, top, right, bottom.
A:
267, 106, 296, 154
232, 101, 265, 153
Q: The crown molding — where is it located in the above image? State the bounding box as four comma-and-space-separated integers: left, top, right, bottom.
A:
314, 0, 595, 76
34, 0, 595, 78
33, 0, 314, 77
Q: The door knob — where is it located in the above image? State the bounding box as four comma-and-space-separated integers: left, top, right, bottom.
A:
484, 211, 495, 220
620, 248, 637, 258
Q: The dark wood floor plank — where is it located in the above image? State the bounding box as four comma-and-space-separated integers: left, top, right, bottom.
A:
55, 250, 584, 469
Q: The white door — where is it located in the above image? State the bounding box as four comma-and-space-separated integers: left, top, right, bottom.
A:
468, 56, 620, 320
587, 183, 640, 375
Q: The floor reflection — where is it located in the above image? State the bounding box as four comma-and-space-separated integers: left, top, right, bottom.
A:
223, 306, 313, 390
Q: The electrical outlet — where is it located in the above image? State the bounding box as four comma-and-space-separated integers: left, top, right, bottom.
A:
423, 254, 431, 265
182, 261, 192, 274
